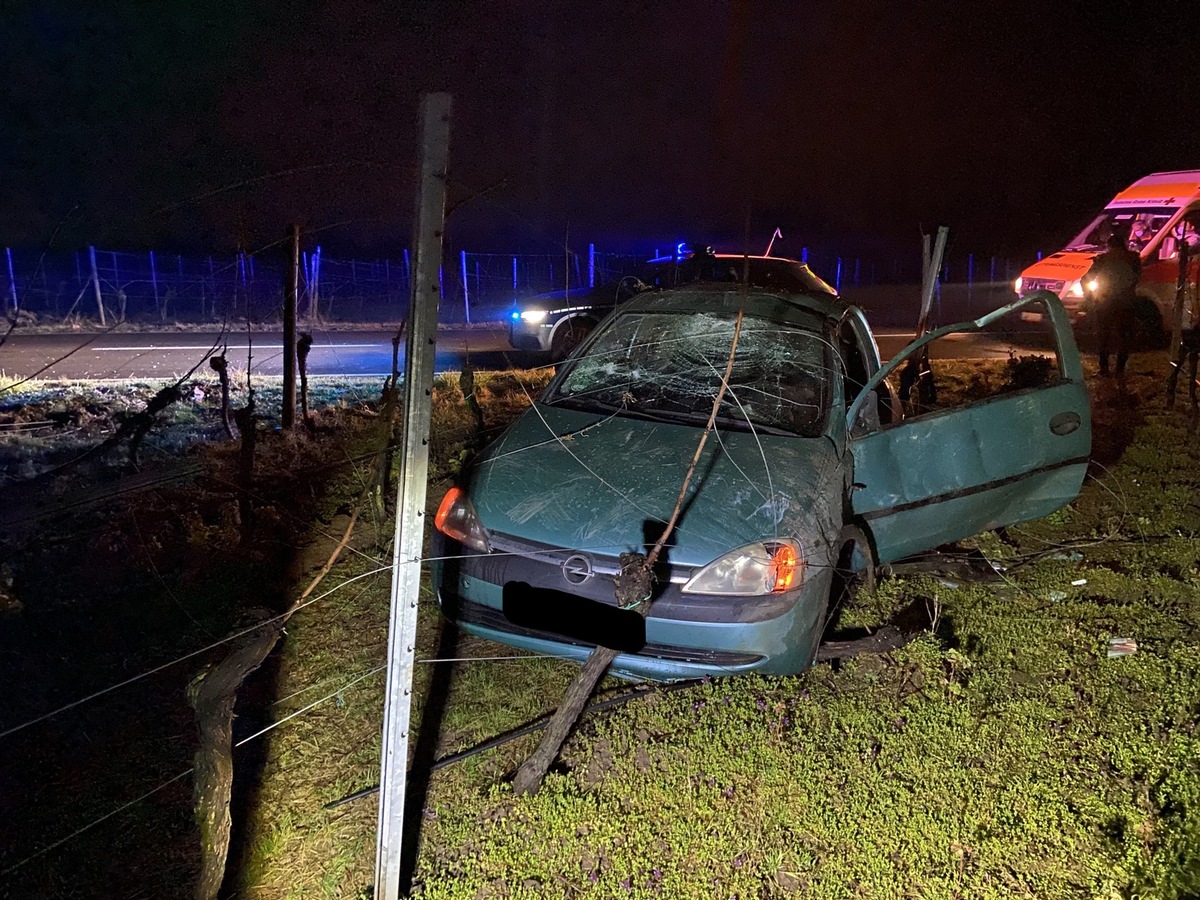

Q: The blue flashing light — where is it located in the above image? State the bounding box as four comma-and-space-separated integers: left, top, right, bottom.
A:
675, 241, 688, 259
510, 311, 520, 321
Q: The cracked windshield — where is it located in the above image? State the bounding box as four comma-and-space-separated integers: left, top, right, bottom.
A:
546, 308, 829, 436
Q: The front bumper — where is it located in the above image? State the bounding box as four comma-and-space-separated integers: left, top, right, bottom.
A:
509, 320, 553, 352
430, 530, 826, 680
1018, 296, 1087, 323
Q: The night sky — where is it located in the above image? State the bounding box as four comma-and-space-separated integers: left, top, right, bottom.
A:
2, 0, 1196, 259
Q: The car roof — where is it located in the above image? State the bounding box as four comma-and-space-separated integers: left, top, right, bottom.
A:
515, 254, 836, 306
615, 284, 851, 325
646, 252, 800, 263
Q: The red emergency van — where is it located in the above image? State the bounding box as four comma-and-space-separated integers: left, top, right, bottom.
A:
1016, 170, 1200, 334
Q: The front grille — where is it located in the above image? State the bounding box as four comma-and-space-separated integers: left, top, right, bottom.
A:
432, 529, 797, 625
453, 595, 765, 667
1023, 279, 1064, 294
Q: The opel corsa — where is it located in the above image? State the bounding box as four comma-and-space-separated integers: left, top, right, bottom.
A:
433, 285, 1091, 680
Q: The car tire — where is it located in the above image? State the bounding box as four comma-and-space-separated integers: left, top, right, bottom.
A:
550, 318, 595, 362
806, 525, 876, 667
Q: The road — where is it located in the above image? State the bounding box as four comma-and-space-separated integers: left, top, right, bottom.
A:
0, 325, 1052, 381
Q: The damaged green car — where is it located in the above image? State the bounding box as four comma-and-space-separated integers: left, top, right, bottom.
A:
432, 286, 1090, 680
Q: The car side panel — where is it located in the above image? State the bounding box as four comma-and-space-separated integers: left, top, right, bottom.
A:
850, 381, 1090, 563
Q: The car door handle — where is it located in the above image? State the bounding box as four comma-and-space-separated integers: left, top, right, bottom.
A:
1049, 411, 1081, 436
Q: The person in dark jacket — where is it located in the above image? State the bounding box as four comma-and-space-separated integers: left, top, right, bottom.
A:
1084, 233, 1142, 376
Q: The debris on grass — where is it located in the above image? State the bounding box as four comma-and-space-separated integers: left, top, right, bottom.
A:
1106, 636, 1139, 658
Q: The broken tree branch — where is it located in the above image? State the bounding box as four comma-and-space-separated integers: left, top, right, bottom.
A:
512, 305, 747, 796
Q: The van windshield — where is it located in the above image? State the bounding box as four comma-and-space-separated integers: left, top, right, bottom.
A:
1066, 207, 1177, 253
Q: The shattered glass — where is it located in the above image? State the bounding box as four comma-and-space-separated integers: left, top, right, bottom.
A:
543, 310, 829, 437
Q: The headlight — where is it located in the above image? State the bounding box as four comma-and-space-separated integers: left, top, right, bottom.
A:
682, 540, 803, 595
1014, 277, 1023, 294
519, 309, 549, 324
1069, 279, 1084, 297
434, 487, 491, 553
1086, 278, 1099, 293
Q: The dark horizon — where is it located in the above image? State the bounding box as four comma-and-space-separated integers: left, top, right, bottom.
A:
2, 1, 1197, 262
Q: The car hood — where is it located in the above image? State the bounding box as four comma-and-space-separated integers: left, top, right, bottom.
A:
468, 403, 843, 568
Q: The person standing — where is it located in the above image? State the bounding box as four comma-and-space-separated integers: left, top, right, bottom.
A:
1084, 234, 1142, 376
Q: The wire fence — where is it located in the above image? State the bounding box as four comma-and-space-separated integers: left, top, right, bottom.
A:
0, 245, 645, 325
1, 243, 1033, 327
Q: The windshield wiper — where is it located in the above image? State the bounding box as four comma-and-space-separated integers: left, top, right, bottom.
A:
546, 396, 808, 436
620, 404, 801, 436
544, 395, 675, 424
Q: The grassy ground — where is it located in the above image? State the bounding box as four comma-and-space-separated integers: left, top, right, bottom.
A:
233, 355, 1198, 899
1, 356, 1196, 898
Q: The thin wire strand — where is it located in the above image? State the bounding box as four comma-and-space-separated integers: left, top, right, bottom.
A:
0, 565, 390, 741
1, 661, 387, 877
232, 665, 386, 747
504, 365, 669, 527
0, 770, 194, 877
417, 653, 572, 664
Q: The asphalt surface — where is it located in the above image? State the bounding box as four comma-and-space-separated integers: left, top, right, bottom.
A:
0, 325, 1052, 382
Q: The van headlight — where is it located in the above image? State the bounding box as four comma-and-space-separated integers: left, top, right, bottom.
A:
682, 540, 803, 595
1014, 277, 1023, 294
519, 309, 549, 324
1069, 279, 1085, 297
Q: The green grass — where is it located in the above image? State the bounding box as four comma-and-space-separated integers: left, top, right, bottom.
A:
231, 355, 1199, 899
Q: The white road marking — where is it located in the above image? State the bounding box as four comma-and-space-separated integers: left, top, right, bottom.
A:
93, 343, 383, 352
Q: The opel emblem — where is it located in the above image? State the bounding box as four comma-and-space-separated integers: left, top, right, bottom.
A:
561, 553, 593, 585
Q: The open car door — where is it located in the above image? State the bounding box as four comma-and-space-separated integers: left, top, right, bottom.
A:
846, 292, 1091, 564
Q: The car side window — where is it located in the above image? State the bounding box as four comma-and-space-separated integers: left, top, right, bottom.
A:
837, 322, 869, 407
888, 297, 1065, 419
840, 320, 895, 426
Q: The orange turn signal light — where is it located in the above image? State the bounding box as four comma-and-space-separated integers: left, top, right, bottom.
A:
434, 486, 463, 536
771, 543, 799, 592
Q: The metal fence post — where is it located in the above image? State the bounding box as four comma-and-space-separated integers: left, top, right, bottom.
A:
88, 246, 107, 326
374, 90, 452, 900
149, 250, 160, 317
460, 250, 470, 324
588, 243, 595, 287
311, 246, 322, 322
5, 248, 17, 310
283, 224, 300, 430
